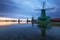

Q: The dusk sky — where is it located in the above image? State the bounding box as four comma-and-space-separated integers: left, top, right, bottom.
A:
0, 0, 60, 19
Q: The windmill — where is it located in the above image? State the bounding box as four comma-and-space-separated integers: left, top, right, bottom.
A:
35, 1, 55, 40
35, 1, 55, 27
27, 18, 28, 24
31, 16, 34, 26
18, 19, 20, 23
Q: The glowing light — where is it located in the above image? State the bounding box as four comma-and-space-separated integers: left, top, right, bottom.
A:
0, 17, 31, 26
0, 17, 18, 20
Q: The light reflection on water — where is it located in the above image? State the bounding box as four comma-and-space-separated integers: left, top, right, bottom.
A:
0, 22, 60, 40
0, 22, 31, 26
0, 22, 18, 26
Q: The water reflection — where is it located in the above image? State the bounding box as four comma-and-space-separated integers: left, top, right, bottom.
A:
0, 22, 60, 27
0, 22, 60, 40
0, 22, 18, 26
0, 22, 31, 26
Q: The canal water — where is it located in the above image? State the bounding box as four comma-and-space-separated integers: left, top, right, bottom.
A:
0, 22, 60, 40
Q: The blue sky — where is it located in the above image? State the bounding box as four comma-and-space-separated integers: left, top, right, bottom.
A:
0, 0, 60, 19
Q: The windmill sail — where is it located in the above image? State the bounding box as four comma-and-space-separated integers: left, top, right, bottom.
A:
45, 8, 55, 10
43, 1, 45, 9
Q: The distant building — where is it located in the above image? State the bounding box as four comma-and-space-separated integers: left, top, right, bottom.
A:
51, 18, 60, 22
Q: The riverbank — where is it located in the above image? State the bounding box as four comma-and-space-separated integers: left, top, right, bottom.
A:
50, 22, 60, 26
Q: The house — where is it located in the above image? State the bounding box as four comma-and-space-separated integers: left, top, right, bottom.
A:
51, 18, 60, 22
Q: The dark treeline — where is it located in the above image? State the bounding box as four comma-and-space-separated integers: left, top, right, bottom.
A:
0, 20, 17, 22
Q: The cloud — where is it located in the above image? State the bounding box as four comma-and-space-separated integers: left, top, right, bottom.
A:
0, 0, 60, 18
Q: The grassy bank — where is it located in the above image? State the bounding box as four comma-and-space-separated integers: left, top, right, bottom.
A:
50, 22, 60, 26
